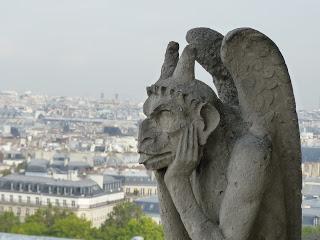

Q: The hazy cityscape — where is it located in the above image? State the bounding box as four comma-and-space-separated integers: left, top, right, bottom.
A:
0, 89, 320, 228
0, 90, 161, 236
1, 1, 319, 239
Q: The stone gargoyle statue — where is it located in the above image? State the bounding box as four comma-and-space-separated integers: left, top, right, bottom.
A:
138, 27, 302, 240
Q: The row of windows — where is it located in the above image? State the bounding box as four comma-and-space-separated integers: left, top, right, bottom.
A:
104, 182, 122, 190
2, 182, 95, 196
125, 188, 157, 195
0, 206, 104, 221
0, 206, 33, 216
0, 194, 76, 207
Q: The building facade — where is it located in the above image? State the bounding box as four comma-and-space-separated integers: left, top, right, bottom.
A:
105, 170, 157, 197
0, 174, 124, 227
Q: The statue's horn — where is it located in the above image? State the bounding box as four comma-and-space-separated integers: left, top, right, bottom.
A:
159, 41, 179, 80
172, 45, 196, 83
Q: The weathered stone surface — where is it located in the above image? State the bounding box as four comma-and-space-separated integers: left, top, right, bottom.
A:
138, 27, 302, 240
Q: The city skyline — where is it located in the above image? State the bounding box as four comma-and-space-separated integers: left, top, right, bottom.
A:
0, 0, 319, 110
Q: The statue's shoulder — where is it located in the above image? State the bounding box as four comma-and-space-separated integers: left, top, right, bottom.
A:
230, 132, 271, 168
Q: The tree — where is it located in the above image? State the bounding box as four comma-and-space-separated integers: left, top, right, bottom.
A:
11, 222, 47, 236
9, 206, 96, 239
98, 202, 164, 240
0, 203, 164, 240
125, 216, 163, 240
102, 202, 143, 228
16, 161, 27, 172
25, 205, 69, 228
302, 226, 320, 240
0, 169, 12, 176
50, 213, 94, 239
0, 212, 20, 232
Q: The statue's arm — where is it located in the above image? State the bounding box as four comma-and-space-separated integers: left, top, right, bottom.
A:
219, 133, 271, 240
164, 124, 225, 240
154, 169, 191, 240
164, 124, 271, 240
165, 173, 224, 240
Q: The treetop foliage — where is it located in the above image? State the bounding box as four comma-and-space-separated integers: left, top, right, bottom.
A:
0, 202, 164, 240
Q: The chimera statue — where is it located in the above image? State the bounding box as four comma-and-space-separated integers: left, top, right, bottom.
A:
138, 27, 302, 240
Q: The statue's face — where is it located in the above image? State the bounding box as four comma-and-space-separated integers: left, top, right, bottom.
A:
138, 96, 190, 170
137, 43, 221, 170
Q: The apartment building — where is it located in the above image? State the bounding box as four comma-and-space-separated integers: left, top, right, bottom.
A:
0, 174, 124, 227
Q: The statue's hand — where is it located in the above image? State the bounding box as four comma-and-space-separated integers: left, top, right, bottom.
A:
166, 122, 199, 178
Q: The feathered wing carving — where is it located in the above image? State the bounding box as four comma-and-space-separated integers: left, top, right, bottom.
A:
221, 28, 302, 239
186, 28, 239, 106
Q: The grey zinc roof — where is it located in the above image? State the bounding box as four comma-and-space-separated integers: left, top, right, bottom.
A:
103, 175, 121, 184
103, 170, 150, 177
303, 184, 320, 196
68, 161, 91, 167
303, 207, 320, 217
26, 159, 49, 173
2, 174, 98, 188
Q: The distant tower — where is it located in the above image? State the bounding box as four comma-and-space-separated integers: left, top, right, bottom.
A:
115, 93, 119, 101
100, 92, 104, 100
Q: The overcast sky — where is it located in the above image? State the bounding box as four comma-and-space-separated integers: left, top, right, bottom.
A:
0, 0, 319, 109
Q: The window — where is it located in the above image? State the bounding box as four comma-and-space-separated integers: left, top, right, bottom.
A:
55, 199, 59, 206
26, 208, 30, 216
71, 200, 75, 207
1, 194, 5, 201
18, 196, 22, 203
63, 200, 67, 207
47, 198, 51, 205
27, 196, 30, 203
9, 195, 13, 202
17, 207, 21, 215
36, 197, 40, 205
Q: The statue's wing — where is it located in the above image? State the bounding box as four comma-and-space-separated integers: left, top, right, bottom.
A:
186, 28, 239, 106
221, 28, 302, 239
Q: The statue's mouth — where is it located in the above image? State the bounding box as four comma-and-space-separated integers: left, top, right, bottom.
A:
139, 152, 173, 169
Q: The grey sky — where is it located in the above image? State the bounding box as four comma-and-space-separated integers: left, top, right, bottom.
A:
0, 0, 319, 109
